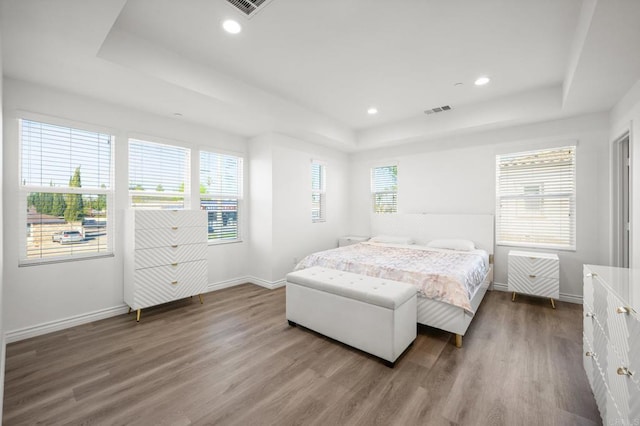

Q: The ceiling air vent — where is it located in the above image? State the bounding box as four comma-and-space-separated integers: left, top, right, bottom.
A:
424, 105, 452, 115
225, 0, 274, 18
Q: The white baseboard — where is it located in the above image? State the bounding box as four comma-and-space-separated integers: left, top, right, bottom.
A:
492, 282, 583, 304
5, 305, 129, 343
5, 276, 286, 343
247, 276, 286, 290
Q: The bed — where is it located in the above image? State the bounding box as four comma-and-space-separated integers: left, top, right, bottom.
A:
294, 213, 494, 348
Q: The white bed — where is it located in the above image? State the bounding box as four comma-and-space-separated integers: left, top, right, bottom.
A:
297, 213, 494, 348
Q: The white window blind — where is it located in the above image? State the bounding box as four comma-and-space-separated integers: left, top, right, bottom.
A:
129, 139, 190, 209
200, 151, 243, 242
496, 146, 576, 250
311, 161, 326, 223
371, 165, 397, 213
20, 119, 113, 263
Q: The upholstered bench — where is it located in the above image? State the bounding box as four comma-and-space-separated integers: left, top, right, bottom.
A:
286, 266, 417, 367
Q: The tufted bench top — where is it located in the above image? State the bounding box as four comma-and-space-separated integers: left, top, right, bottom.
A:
286, 267, 416, 309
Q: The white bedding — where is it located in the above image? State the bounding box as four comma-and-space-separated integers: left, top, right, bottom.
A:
295, 242, 489, 314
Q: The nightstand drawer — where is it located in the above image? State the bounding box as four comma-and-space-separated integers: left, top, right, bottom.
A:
508, 254, 559, 279
507, 273, 559, 298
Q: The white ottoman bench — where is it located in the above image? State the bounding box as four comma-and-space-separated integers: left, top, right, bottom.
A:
286, 266, 417, 367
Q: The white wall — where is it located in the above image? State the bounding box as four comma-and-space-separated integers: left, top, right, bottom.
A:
349, 113, 611, 300
249, 133, 350, 284
2, 79, 249, 336
611, 79, 640, 269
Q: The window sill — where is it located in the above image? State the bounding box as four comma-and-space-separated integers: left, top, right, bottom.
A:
19, 253, 115, 267
207, 239, 244, 246
496, 242, 576, 252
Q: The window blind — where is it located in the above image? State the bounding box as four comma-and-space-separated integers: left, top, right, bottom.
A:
311, 161, 326, 222
200, 151, 243, 242
496, 146, 576, 249
371, 165, 397, 213
129, 139, 190, 209
20, 119, 113, 263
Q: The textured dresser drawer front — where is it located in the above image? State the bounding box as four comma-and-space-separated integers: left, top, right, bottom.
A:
133, 260, 208, 308
602, 353, 639, 422
507, 273, 559, 298
584, 336, 595, 388
605, 286, 636, 363
591, 353, 622, 423
583, 269, 595, 309
509, 255, 559, 279
134, 210, 207, 230
135, 226, 207, 249
583, 306, 595, 350
135, 243, 208, 269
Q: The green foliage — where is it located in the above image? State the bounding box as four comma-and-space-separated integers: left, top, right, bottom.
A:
64, 167, 84, 222
156, 184, 164, 192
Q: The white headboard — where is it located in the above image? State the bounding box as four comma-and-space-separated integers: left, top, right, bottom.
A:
370, 213, 495, 254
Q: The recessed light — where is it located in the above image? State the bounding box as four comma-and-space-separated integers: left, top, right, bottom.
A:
367, 107, 378, 115
474, 76, 490, 86
223, 19, 242, 34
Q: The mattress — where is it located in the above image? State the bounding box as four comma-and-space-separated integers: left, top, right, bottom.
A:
294, 242, 489, 314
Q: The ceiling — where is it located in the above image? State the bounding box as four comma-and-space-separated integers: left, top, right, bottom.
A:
2, 0, 640, 151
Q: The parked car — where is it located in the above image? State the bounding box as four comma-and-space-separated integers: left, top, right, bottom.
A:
52, 230, 84, 244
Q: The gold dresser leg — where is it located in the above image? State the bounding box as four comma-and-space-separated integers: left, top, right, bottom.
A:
128, 307, 131, 314
136, 309, 141, 322
198, 294, 204, 304
455, 334, 463, 348
550, 298, 556, 309
512, 292, 516, 302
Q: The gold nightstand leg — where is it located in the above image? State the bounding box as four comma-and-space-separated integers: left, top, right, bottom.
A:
512, 292, 516, 302
550, 298, 556, 309
198, 294, 204, 304
136, 309, 141, 322
455, 334, 462, 348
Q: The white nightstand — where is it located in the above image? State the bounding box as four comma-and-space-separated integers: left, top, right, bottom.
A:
508, 250, 559, 308
338, 236, 369, 247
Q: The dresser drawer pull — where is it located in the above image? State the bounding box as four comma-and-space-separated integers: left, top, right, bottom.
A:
585, 312, 595, 318
171, 262, 178, 267
171, 280, 178, 285
171, 244, 178, 248
585, 351, 594, 357
172, 226, 178, 230
616, 306, 630, 314
617, 367, 633, 377
585, 273, 597, 278
528, 274, 536, 278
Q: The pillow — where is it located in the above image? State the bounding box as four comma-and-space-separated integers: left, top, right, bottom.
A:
427, 239, 475, 251
369, 235, 414, 245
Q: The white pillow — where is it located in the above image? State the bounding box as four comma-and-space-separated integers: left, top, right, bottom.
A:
369, 235, 414, 245
427, 239, 475, 251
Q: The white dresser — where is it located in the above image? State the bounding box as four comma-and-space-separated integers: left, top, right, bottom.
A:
583, 265, 640, 425
508, 250, 559, 308
124, 209, 209, 321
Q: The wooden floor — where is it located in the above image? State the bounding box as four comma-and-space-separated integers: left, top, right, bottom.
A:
3, 285, 600, 425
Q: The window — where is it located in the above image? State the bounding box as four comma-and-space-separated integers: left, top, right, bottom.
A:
371, 165, 398, 213
496, 146, 576, 250
200, 150, 243, 242
129, 139, 190, 209
311, 161, 326, 222
20, 119, 113, 263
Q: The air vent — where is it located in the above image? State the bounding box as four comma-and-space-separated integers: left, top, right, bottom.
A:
424, 105, 452, 115
225, 0, 274, 18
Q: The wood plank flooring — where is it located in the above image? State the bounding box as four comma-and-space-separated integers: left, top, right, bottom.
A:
3, 285, 601, 425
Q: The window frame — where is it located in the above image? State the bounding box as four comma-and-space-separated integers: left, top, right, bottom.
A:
199, 149, 244, 245
128, 138, 191, 210
371, 164, 398, 214
311, 160, 326, 223
495, 145, 577, 251
18, 117, 115, 266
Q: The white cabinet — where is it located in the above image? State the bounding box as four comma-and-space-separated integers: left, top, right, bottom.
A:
124, 210, 209, 321
583, 265, 640, 425
508, 250, 559, 307
338, 236, 369, 248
